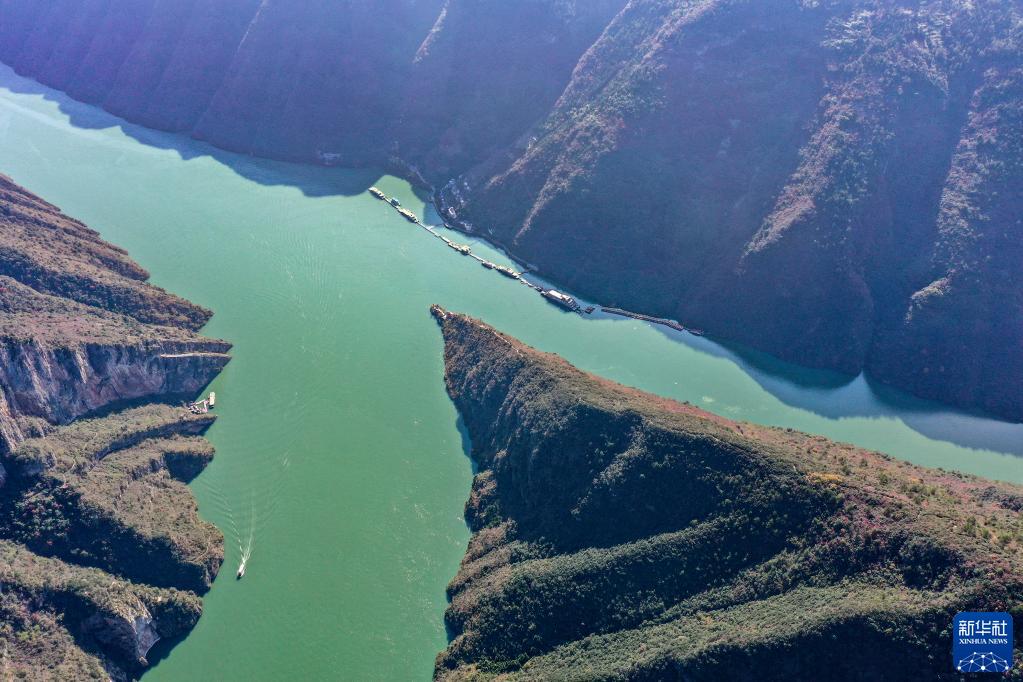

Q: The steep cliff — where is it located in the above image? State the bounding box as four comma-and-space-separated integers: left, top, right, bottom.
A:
0, 539, 204, 680
0, 176, 230, 679
0, 0, 1020, 422
432, 307, 1023, 680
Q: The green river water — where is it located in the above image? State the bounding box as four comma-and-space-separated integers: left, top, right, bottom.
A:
0, 65, 1020, 681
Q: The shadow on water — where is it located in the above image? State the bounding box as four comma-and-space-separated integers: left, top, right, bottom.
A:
444, 414, 477, 644
474, 267, 1023, 459
455, 415, 477, 476
144, 631, 188, 671
648, 324, 1023, 457
0, 64, 380, 197
3, 63, 1020, 459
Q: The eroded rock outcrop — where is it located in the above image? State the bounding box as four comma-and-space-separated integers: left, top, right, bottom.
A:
0, 539, 204, 678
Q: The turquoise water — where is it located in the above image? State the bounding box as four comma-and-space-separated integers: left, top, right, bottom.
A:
0, 64, 1018, 680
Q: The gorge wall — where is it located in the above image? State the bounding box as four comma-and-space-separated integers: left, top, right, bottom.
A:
0, 0, 1019, 423
431, 306, 1023, 680
0, 176, 230, 680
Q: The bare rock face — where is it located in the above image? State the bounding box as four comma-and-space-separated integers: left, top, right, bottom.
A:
0, 179, 230, 455
83, 597, 161, 666
0, 176, 229, 679
0, 539, 206, 679
0, 334, 229, 452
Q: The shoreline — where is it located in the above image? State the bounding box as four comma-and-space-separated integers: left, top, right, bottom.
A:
0, 175, 231, 679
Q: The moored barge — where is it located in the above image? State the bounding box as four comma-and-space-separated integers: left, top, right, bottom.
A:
542, 289, 580, 311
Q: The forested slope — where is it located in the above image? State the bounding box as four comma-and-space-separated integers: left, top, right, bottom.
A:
0, 175, 230, 679
431, 306, 1023, 680
0, 0, 1019, 421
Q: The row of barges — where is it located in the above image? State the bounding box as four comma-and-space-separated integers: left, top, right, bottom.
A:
369, 186, 703, 334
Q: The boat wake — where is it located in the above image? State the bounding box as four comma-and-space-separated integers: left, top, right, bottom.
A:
200, 452, 291, 583
237, 535, 251, 579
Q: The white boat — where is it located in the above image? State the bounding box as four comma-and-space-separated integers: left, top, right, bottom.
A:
236, 562, 245, 579
208, 391, 216, 408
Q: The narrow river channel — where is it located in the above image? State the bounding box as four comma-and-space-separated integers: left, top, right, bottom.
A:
0, 64, 1019, 680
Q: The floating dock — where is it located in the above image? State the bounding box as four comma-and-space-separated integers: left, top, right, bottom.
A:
494, 264, 519, 279
188, 391, 217, 414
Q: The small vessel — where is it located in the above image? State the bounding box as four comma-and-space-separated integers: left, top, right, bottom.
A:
208, 391, 216, 408
236, 562, 246, 579
397, 207, 419, 223
541, 289, 580, 311
389, 197, 401, 207
481, 260, 495, 269
447, 241, 471, 255
689, 328, 705, 336
369, 187, 386, 200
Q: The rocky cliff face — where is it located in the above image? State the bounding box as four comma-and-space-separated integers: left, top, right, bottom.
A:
432, 307, 1023, 680
0, 0, 1019, 423
0, 176, 229, 679
0, 331, 229, 453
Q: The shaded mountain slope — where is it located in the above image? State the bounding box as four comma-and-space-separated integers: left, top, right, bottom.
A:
441, 0, 1023, 421
0, 0, 445, 163
0, 0, 1019, 422
431, 306, 1023, 680
0, 538, 204, 680
0, 175, 230, 679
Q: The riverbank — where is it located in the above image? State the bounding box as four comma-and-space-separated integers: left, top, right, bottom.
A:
0, 70, 1020, 681
0, 176, 230, 679
2, 0, 1019, 423
433, 308, 1023, 680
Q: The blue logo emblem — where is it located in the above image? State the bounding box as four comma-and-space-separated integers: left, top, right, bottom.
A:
953, 612, 1013, 673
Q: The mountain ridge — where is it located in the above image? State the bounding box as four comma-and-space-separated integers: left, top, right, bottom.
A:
431, 304, 1023, 680
0, 0, 1019, 421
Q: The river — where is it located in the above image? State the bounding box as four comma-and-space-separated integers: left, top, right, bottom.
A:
0, 64, 1019, 681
